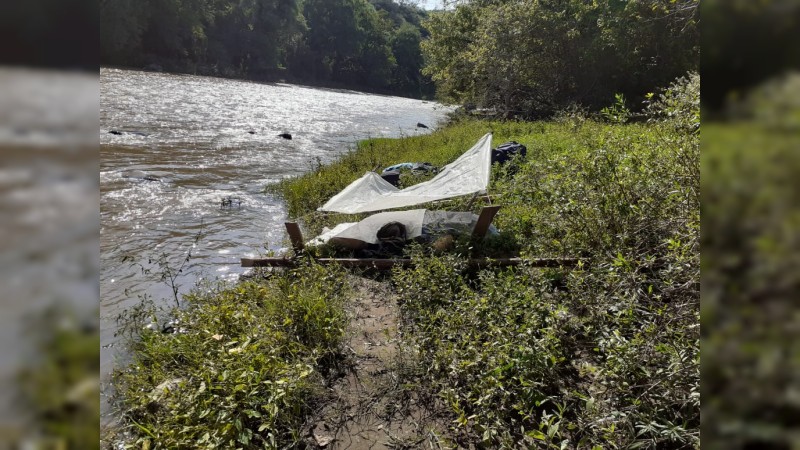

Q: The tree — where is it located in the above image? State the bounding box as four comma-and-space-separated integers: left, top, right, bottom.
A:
421, 0, 699, 117
99, 0, 432, 97
355, 1, 396, 88
702, 0, 800, 111
392, 22, 425, 95
242, 0, 306, 77
302, 0, 395, 88
302, 0, 363, 80
421, 5, 480, 103
100, 0, 149, 64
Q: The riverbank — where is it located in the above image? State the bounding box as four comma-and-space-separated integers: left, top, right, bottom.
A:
111, 108, 699, 448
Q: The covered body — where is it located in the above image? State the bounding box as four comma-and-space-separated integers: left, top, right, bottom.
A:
307, 209, 497, 250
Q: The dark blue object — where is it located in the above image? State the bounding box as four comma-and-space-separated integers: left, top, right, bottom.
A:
491, 141, 527, 164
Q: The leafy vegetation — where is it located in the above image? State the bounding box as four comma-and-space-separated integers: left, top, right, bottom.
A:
702, 72, 800, 446
702, 0, 800, 112
100, 0, 434, 97
111, 37, 699, 446
276, 71, 699, 235
268, 74, 700, 447
114, 263, 350, 449
391, 121, 699, 447
18, 306, 100, 449
421, 0, 699, 118
266, 103, 700, 449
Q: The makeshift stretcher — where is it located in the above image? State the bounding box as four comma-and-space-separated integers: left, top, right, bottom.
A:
241, 133, 579, 269
241, 205, 578, 269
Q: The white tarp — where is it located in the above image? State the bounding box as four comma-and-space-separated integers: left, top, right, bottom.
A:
318, 133, 493, 214
307, 209, 496, 249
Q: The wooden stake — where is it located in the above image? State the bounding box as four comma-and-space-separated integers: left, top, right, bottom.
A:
471, 206, 502, 240
285, 222, 305, 252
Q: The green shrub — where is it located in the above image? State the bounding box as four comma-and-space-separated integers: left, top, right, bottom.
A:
388, 118, 699, 448
19, 307, 100, 450
120, 116, 699, 449
702, 123, 800, 448
728, 71, 800, 131
600, 93, 631, 124
114, 263, 350, 449
645, 71, 700, 132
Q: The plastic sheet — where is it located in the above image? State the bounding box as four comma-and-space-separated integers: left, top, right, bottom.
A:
318, 133, 493, 214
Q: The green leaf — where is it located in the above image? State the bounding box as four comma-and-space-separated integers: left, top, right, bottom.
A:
527, 430, 546, 441
198, 432, 210, 444
245, 409, 262, 418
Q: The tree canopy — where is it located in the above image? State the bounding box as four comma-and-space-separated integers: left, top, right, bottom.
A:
702, 0, 800, 111
101, 0, 701, 109
100, 0, 434, 98
421, 0, 699, 117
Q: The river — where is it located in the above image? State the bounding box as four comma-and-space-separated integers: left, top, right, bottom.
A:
100, 68, 453, 421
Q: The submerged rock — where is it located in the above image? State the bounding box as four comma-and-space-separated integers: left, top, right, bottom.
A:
121, 169, 160, 182
108, 130, 150, 137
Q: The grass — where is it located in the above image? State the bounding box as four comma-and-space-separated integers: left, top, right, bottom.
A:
18, 306, 100, 449
271, 120, 553, 237
115, 101, 699, 447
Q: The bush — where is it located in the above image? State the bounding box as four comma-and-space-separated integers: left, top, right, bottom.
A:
702, 122, 800, 448
19, 307, 100, 450
645, 71, 700, 132
139, 116, 699, 449
114, 263, 350, 449
728, 71, 800, 131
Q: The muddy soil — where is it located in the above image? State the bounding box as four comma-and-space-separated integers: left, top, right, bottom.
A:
307, 276, 451, 450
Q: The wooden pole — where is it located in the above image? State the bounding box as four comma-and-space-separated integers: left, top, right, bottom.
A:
285, 222, 305, 252
471, 206, 501, 240
241, 257, 581, 269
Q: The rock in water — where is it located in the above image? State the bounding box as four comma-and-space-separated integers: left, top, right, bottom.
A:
278, 132, 292, 140
121, 170, 160, 182
108, 130, 149, 137
416, 122, 429, 129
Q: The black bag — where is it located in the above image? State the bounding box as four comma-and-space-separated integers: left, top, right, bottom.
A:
381, 170, 401, 186
491, 141, 527, 164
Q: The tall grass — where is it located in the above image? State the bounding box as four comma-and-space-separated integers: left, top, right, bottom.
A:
273, 120, 553, 235
18, 307, 100, 449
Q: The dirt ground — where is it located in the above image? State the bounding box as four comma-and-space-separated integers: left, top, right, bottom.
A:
306, 275, 451, 450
